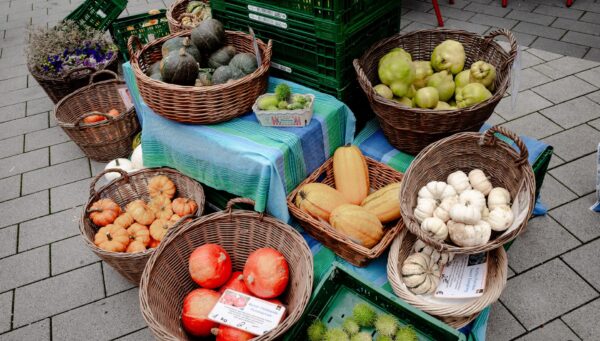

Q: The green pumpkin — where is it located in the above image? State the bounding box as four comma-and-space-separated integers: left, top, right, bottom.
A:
181, 37, 203, 64
160, 48, 199, 86
229, 53, 258, 75
149, 72, 162, 81
191, 18, 225, 53
146, 61, 161, 76
212, 65, 244, 84
161, 37, 185, 57
208, 45, 236, 69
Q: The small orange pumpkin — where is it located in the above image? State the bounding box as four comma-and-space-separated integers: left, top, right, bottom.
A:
149, 218, 171, 241
172, 197, 198, 216
127, 223, 150, 246
169, 214, 182, 224
94, 224, 130, 252
148, 238, 160, 249
126, 240, 147, 253
126, 199, 146, 212
148, 175, 176, 199
127, 201, 155, 225
149, 195, 173, 220
113, 212, 134, 228
88, 199, 121, 227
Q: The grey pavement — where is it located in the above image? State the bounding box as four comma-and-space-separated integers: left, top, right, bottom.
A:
0, 0, 600, 340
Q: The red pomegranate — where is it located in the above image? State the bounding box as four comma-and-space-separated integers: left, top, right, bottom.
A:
212, 325, 255, 341
243, 248, 289, 299
219, 271, 251, 295
181, 288, 220, 337
189, 244, 232, 289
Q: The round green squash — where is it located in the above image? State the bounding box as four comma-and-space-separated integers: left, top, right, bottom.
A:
212, 65, 244, 85
181, 37, 203, 64
160, 48, 199, 86
161, 37, 185, 57
190, 18, 225, 53
146, 61, 161, 76
229, 53, 258, 75
208, 45, 236, 69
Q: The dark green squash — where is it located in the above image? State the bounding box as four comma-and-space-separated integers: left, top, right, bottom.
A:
181, 37, 203, 64
190, 18, 225, 53
160, 48, 199, 86
208, 45, 236, 69
212, 65, 244, 84
161, 37, 185, 57
146, 61, 161, 76
150, 72, 162, 81
229, 53, 258, 75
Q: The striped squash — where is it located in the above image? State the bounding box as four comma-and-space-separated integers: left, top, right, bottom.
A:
361, 182, 402, 223
333, 145, 370, 205
329, 204, 383, 248
295, 183, 348, 221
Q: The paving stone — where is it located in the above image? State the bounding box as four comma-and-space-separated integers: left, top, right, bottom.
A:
22, 158, 90, 195
402, 1, 434, 13
463, 2, 511, 16
588, 90, 600, 105
550, 193, 600, 241
0, 291, 11, 333
506, 9, 556, 26
530, 38, 589, 59
487, 113, 505, 125
13, 263, 104, 327
0, 246, 48, 292
510, 32, 537, 48
0, 319, 50, 341
513, 22, 566, 40
102, 261, 136, 296
576, 66, 600, 88
580, 11, 600, 24
514, 68, 552, 92
501, 112, 563, 139
518, 51, 544, 69
0, 135, 22, 159
429, 5, 474, 21
51, 236, 98, 275
548, 154, 565, 169
500, 258, 598, 330
590, 118, 600, 131
0, 113, 47, 140
562, 299, 600, 340
444, 18, 489, 35
540, 174, 578, 210
400, 21, 436, 32
0, 191, 48, 228
543, 125, 600, 162
0, 87, 47, 108
401, 11, 442, 25
562, 31, 600, 49
494, 91, 553, 120
552, 17, 600, 37
489, 0, 538, 11
25, 97, 52, 116
50, 141, 85, 165
0, 225, 17, 258
50, 178, 90, 213
115, 328, 153, 341
0, 148, 48, 179
507, 266, 515, 278
515, 319, 580, 341
549, 154, 597, 196
541, 97, 600, 129
533, 56, 598, 80
0, 103, 25, 124
527, 47, 564, 61
18, 206, 81, 252
0, 76, 26, 92
0, 64, 29, 81
562, 239, 600, 291
486, 302, 526, 341
24, 126, 69, 151
533, 75, 596, 104
52, 288, 145, 341
0, 175, 19, 202
469, 13, 518, 29
569, 0, 600, 12
534, 4, 584, 20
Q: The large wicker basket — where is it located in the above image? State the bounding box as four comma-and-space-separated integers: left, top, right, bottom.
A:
54, 70, 140, 162
139, 198, 313, 340
400, 125, 535, 254
387, 229, 507, 317
80, 167, 205, 284
353, 29, 517, 154
167, 0, 210, 33
287, 157, 404, 267
128, 30, 272, 124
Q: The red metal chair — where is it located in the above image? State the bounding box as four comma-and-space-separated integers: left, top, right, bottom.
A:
432, 0, 454, 27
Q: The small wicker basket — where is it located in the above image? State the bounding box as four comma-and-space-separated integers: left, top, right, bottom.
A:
128, 30, 272, 124
400, 125, 536, 254
80, 167, 205, 284
287, 157, 404, 267
353, 28, 518, 154
167, 0, 210, 33
139, 198, 313, 340
387, 229, 508, 317
54, 70, 140, 162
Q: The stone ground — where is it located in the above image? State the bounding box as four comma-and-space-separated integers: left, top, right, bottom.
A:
0, 0, 599, 340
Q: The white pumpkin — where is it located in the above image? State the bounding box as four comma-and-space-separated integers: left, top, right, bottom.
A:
414, 198, 437, 223
433, 195, 458, 222
449, 203, 481, 225
468, 169, 492, 195
104, 158, 135, 182
401, 252, 441, 295
447, 171, 471, 194
418, 181, 457, 202
131, 145, 144, 170
414, 239, 454, 266
482, 206, 490, 219
486, 205, 514, 231
488, 187, 511, 210
438, 252, 454, 266
459, 189, 487, 209
421, 217, 448, 240
447, 220, 492, 247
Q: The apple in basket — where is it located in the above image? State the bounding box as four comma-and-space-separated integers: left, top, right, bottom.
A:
181, 288, 220, 337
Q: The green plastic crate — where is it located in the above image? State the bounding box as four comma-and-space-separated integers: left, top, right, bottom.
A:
284, 262, 466, 340
110, 10, 170, 60
66, 0, 128, 31
212, 0, 398, 42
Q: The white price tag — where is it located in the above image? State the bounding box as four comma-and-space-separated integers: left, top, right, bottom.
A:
248, 13, 288, 29
247, 5, 287, 20
271, 62, 292, 73
434, 253, 488, 299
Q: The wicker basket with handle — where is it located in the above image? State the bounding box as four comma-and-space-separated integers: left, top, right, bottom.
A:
167, 0, 210, 33
128, 30, 272, 124
80, 167, 205, 284
287, 157, 404, 267
400, 125, 535, 254
139, 198, 313, 340
54, 70, 140, 162
353, 28, 518, 154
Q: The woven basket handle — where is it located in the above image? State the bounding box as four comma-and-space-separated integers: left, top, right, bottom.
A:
74, 111, 114, 127
63, 66, 97, 82
483, 29, 518, 71
89, 168, 129, 196
88, 70, 119, 85
225, 198, 264, 219
352, 58, 375, 102
481, 125, 529, 165
127, 35, 143, 61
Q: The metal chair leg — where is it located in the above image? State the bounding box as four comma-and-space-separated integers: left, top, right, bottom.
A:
502, 0, 508, 7
566, 0, 573, 7
432, 0, 444, 27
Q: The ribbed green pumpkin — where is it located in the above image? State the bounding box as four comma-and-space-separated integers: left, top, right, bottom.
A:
191, 18, 225, 53
146, 61, 161, 76
160, 48, 199, 86
212, 65, 244, 84
208, 45, 236, 69
229, 53, 258, 75
181, 37, 203, 64
161, 37, 184, 57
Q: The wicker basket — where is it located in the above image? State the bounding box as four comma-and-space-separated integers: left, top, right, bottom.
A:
287, 157, 404, 267
167, 0, 210, 33
441, 313, 478, 329
400, 125, 535, 254
387, 229, 507, 317
54, 70, 140, 162
28, 53, 119, 104
353, 28, 518, 154
128, 30, 272, 124
80, 167, 205, 284
139, 198, 313, 340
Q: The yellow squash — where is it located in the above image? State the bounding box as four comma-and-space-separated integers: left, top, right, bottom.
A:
333, 145, 370, 205
361, 182, 402, 223
330, 204, 383, 248
295, 183, 349, 221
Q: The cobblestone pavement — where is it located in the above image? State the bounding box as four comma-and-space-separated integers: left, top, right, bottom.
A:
0, 0, 599, 340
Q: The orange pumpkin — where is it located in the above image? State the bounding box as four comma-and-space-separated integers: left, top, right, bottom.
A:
88, 199, 121, 227
333, 145, 370, 205
126, 240, 147, 253
149, 195, 173, 220
127, 223, 150, 246
148, 238, 160, 248
113, 212, 134, 228
127, 201, 155, 225
169, 214, 181, 224
172, 197, 198, 216
94, 224, 130, 252
149, 218, 171, 241
126, 199, 146, 212
148, 175, 176, 199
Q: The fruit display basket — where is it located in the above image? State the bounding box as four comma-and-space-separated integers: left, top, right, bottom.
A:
400, 125, 536, 254
54, 70, 140, 162
80, 167, 206, 284
353, 28, 518, 154
128, 30, 272, 124
110, 10, 171, 61
284, 262, 466, 340
167, 0, 211, 33
65, 0, 128, 31
252, 94, 315, 127
139, 198, 313, 340
287, 156, 404, 267
387, 229, 508, 317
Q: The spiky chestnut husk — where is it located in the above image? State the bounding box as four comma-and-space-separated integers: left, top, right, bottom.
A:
342, 318, 360, 336
352, 303, 377, 327
395, 325, 418, 341
307, 320, 327, 341
374, 336, 393, 341
275, 83, 291, 102
374, 314, 398, 337
323, 328, 350, 341
350, 332, 373, 341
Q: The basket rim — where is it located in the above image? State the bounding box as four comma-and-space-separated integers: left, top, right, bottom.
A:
387, 229, 507, 317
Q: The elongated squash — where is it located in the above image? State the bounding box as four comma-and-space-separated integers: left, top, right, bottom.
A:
333, 145, 370, 205
361, 182, 402, 223
295, 183, 348, 221
330, 204, 383, 248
